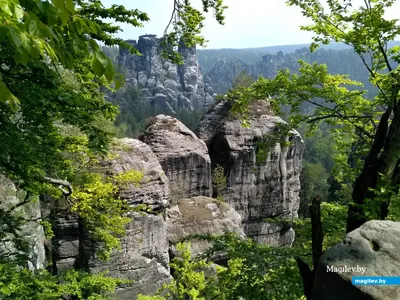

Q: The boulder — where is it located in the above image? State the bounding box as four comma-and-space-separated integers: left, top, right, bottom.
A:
167, 196, 244, 257
197, 100, 304, 246
140, 115, 212, 201
312, 220, 400, 300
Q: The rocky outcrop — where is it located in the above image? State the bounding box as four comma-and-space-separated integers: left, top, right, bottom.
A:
312, 220, 400, 300
197, 100, 304, 245
47, 139, 172, 299
140, 115, 212, 201
0, 176, 46, 270
118, 35, 215, 113
80, 138, 172, 299
167, 196, 244, 257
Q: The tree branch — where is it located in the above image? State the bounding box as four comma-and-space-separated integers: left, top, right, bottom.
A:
43, 176, 74, 196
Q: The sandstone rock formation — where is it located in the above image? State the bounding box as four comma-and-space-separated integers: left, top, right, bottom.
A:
48, 139, 172, 299
84, 138, 172, 299
140, 115, 212, 201
0, 176, 46, 270
312, 220, 400, 300
197, 100, 304, 245
167, 196, 244, 257
118, 35, 215, 113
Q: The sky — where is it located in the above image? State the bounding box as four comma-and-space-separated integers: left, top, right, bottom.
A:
101, 0, 400, 50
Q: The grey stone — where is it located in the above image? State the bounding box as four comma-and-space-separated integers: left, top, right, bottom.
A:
0, 176, 46, 270
105, 138, 169, 210
49, 139, 172, 298
137, 71, 148, 87
89, 213, 171, 300
118, 35, 215, 110
167, 196, 245, 257
140, 88, 152, 98
140, 115, 212, 201
197, 100, 304, 246
312, 220, 400, 300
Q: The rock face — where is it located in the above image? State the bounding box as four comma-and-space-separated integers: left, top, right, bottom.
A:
48, 139, 172, 299
0, 176, 46, 270
197, 100, 304, 245
167, 196, 244, 257
49, 206, 80, 273
118, 35, 215, 113
312, 220, 400, 300
81, 138, 172, 299
140, 115, 212, 201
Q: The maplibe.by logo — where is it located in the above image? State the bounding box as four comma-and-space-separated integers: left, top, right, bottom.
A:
326, 265, 366, 274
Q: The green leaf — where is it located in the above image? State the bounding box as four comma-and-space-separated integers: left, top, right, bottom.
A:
0, 0, 12, 15
95, 51, 109, 68
65, 0, 74, 13
20, 32, 31, 52
93, 57, 105, 77
114, 74, 124, 90
47, 6, 58, 25
89, 39, 100, 53
88, 21, 99, 34
28, 19, 39, 35
60, 8, 69, 25
8, 27, 22, 48
13, 3, 24, 19
51, 0, 63, 10
104, 58, 115, 81
14, 47, 30, 65
0, 80, 19, 111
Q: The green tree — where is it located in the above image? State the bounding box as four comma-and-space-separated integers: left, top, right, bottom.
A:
0, 0, 227, 298
231, 70, 255, 89
231, 0, 400, 233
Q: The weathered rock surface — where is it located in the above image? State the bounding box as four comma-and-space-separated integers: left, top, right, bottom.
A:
0, 176, 46, 270
81, 138, 172, 299
140, 115, 212, 201
48, 139, 172, 299
167, 196, 244, 257
50, 205, 80, 273
312, 220, 400, 300
89, 213, 171, 299
196, 100, 304, 245
118, 35, 215, 112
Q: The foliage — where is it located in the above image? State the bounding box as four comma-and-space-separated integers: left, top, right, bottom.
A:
299, 162, 329, 216
161, 0, 227, 63
228, 0, 400, 228
137, 198, 348, 300
293, 202, 347, 253
0, 262, 128, 300
137, 242, 210, 300
231, 71, 255, 89
71, 170, 144, 260
277, 0, 400, 230
211, 165, 227, 199
112, 86, 154, 138
175, 108, 207, 132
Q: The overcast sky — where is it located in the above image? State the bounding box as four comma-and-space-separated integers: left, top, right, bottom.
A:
101, 0, 400, 49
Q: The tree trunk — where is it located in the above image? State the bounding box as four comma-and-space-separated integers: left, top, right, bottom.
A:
346, 107, 392, 233
295, 257, 314, 300
296, 197, 324, 299
310, 196, 323, 270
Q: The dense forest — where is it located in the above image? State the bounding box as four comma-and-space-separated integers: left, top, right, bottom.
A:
2, 0, 400, 300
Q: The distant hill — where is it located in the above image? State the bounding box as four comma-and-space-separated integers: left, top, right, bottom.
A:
197, 41, 400, 74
